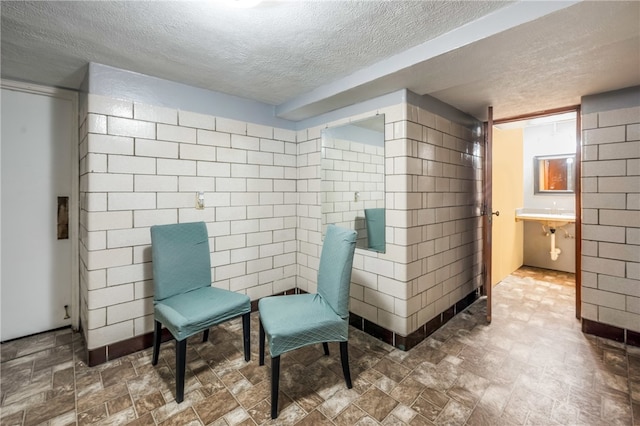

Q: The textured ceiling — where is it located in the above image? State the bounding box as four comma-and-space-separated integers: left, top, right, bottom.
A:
1, 1, 639, 122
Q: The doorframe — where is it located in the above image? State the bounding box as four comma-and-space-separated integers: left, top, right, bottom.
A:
1, 79, 80, 331
482, 107, 494, 323
491, 105, 582, 319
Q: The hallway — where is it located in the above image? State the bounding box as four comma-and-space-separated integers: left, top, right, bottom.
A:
1, 267, 638, 425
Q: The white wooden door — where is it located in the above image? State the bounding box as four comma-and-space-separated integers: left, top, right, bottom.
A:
1, 86, 75, 341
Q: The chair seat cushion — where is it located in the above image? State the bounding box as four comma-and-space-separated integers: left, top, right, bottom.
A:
155, 286, 250, 341
259, 293, 348, 358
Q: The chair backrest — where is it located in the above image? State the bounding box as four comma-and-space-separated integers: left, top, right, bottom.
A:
150, 221, 211, 301
317, 225, 357, 319
364, 208, 385, 251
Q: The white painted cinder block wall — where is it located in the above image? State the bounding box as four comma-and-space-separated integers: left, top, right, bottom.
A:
78, 94, 299, 350
581, 87, 640, 334
297, 102, 483, 338
78, 89, 483, 350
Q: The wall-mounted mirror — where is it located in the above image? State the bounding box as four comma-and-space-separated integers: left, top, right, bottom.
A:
534, 154, 575, 194
321, 115, 385, 252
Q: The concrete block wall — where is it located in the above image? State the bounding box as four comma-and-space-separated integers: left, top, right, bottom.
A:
397, 102, 484, 335
78, 90, 90, 343
581, 93, 640, 335
297, 101, 483, 339
78, 94, 298, 350
76, 65, 483, 351
296, 106, 406, 333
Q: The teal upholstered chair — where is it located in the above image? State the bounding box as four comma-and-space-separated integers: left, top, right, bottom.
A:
364, 208, 385, 252
258, 224, 357, 419
150, 221, 251, 403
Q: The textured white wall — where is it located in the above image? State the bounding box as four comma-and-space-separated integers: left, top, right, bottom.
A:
522, 120, 576, 211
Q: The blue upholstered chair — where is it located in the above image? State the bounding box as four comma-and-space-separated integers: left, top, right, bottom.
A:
364, 208, 385, 252
150, 221, 251, 403
258, 224, 357, 419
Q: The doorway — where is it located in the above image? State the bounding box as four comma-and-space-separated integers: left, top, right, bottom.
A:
1, 81, 79, 341
488, 107, 582, 319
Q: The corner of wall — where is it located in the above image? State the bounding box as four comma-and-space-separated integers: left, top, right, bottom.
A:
580, 86, 640, 340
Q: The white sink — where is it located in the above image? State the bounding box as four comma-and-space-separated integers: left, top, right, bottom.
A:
515, 208, 575, 228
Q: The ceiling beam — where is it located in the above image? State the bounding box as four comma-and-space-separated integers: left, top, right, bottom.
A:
275, 0, 581, 121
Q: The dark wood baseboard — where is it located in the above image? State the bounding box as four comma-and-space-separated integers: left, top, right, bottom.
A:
86, 287, 479, 365
581, 318, 640, 347
628, 329, 640, 347
86, 289, 640, 366
86, 327, 173, 366
349, 289, 480, 351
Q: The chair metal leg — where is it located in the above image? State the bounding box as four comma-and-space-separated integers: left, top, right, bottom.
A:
270, 355, 280, 419
202, 328, 209, 342
340, 341, 352, 389
259, 319, 265, 366
322, 342, 330, 356
242, 312, 251, 362
175, 339, 187, 403
152, 320, 162, 365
